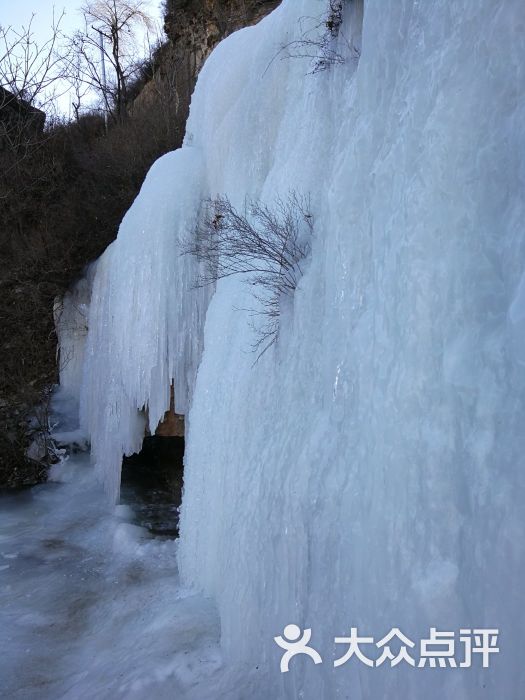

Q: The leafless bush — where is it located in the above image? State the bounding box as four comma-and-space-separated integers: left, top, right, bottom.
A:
0, 12, 66, 109
188, 193, 313, 356
274, 0, 357, 74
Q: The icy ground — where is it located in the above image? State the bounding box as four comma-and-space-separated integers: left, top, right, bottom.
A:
0, 395, 230, 700
0, 452, 233, 700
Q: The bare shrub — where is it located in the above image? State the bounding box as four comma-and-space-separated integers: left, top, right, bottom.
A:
187, 193, 313, 356
272, 0, 357, 75
0, 12, 66, 110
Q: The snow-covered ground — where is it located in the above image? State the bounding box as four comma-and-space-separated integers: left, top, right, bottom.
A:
21, 0, 525, 697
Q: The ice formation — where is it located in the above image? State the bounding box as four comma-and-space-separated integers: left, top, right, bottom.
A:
55, 263, 96, 401
65, 149, 211, 499
58, 0, 524, 697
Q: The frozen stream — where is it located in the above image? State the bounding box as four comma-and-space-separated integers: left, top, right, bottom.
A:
0, 452, 226, 700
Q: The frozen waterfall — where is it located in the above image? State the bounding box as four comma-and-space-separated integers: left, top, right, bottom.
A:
56, 1, 525, 697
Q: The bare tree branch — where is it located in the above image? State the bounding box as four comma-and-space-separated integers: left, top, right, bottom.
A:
62, 0, 154, 121
266, 0, 358, 76
0, 11, 67, 108
186, 193, 313, 357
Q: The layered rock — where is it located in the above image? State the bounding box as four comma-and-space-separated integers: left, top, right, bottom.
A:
136, 0, 281, 128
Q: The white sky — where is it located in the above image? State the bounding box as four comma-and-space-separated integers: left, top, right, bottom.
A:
1, 0, 165, 116
2, 0, 83, 39
1, 0, 164, 38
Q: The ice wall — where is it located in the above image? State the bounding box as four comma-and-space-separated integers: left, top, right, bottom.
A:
72, 0, 525, 697
55, 263, 97, 401
178, 1, 525, 697
78, 149, 211, 499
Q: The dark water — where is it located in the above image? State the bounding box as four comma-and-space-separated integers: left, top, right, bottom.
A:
120, 436, 184, 538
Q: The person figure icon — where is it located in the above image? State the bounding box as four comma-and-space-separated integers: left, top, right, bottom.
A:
274, 624, 323, 673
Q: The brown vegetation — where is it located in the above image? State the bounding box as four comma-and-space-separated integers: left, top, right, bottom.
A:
0, 74, 182, 487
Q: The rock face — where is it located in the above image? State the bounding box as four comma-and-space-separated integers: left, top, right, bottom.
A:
146, 0, 281, 128
164, 0, 282, 49
155, 385, 185, 438
0, 87, 46, 142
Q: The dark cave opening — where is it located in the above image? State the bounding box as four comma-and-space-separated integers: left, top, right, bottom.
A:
120, 435, 185, 538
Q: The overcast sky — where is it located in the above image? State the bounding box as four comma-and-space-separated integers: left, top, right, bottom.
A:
1, 0, 164, 116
